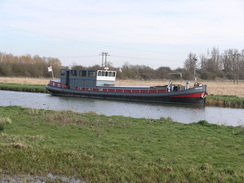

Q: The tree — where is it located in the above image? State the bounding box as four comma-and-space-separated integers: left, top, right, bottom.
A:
156, 66, 171, 79
184, 53, 197, 80
184, 53, 197, 72
201, 48, 222, 73
199, 48, 224, 79
222, 50, 232, 74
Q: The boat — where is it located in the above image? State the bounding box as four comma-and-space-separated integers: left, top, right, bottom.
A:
45, 68, 207, 105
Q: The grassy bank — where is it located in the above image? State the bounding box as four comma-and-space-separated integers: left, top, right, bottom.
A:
0, 83, 48, 93
0, 106, 243, 182
206, 95, 244, 108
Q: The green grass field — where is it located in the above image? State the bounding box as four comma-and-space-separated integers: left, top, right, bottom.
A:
0, 106, 243, 182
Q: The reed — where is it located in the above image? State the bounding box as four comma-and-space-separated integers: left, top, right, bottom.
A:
0, 77, 50, 85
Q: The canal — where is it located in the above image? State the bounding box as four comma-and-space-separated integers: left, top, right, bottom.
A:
0, 90, 243, 126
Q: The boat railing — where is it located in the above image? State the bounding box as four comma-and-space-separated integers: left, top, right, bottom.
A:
76, 87, 168, 93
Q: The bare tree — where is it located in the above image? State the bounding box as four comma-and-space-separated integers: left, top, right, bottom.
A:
201, 48, 222, 73
222, 50, 232, 74
184, 53, 197, 72
184, 53, 197, 80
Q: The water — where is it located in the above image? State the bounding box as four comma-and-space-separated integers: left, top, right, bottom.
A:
0, 90, 243, 126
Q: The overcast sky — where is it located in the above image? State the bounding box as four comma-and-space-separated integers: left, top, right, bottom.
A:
0, 0, 243, 69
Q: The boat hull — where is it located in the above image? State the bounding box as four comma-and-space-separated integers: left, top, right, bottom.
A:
45, 84, 207, 105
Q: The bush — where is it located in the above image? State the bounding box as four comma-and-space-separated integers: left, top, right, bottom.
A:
198, 120, 209, 125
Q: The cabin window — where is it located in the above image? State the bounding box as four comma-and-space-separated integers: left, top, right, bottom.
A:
98, 71, 102, 76
96, 70, 116, 77
88, 71, 96, 77
79, 70, 87, 77
71, 70, 77, 76
60, 70, 65, 76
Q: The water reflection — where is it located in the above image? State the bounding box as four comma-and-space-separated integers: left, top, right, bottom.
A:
1, 90, 243, 126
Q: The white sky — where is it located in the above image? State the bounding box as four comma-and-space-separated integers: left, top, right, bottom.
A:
0, 0, 244, 69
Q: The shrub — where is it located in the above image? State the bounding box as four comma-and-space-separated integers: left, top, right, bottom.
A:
198, 120, 209, 126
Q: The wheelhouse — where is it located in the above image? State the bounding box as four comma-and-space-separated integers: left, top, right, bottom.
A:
60, 69, 117, 89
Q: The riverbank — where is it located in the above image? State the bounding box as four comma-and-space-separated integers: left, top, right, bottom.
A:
0, 83, 48, 93
0, 106, 243, 182
206, 95, 244, 108
1, 82, 244, 108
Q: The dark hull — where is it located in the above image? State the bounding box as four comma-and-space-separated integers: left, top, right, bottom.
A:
45, 85, 207, 105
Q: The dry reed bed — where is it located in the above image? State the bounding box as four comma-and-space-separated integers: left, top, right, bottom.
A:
0, 77, 244, 97
0, 77, 50, 85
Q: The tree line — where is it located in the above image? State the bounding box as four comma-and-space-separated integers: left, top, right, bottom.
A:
184, 48, 244, 83
0, 48, 244, 82
0, 52, 62, 78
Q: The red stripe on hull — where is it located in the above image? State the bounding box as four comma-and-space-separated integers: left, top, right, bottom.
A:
171, 92, 206, 98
